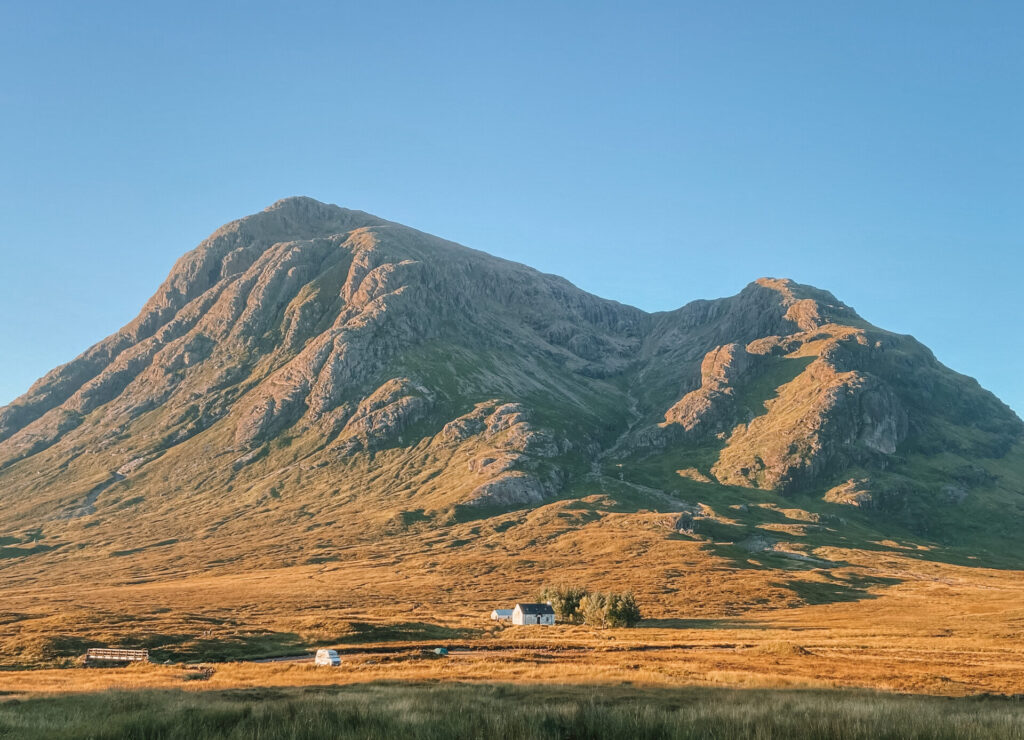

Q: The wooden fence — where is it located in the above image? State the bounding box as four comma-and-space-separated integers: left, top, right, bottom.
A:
85, 648, 149, 663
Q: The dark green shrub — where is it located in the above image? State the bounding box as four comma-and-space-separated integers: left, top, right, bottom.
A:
580, 591, 641, 628
537, 584, 589, 624
605, 592, 642, 627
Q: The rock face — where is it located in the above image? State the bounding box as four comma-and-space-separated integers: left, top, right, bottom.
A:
0, 197, 1021, 560
662, 343, 761, 436
710, 357, 911, 492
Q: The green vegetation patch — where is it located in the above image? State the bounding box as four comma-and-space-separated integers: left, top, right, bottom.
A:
734, 354, 815, 417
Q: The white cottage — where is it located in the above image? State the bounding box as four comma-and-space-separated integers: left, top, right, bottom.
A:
490, 609, 513, 621
512, 603, 555, 625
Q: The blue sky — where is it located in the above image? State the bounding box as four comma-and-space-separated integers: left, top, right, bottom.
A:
1, 1, 1021, 415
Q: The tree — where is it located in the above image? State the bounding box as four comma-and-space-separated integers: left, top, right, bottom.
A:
537, 585, 643, 629
604, 591, 642, 627
580, 592, 608, 628
537, 584, 588, 624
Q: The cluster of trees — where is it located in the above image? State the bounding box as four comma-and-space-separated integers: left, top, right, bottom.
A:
537, 584, 642, 628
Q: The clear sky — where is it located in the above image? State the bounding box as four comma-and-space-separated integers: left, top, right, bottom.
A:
0, 1, 1021, 415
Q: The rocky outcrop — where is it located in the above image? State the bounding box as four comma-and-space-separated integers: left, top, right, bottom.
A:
336, 378, 432, 451
465, 472, 548, 507
824, 479, 874, 507
661, 343, 760, 436
711, 358, 909, 492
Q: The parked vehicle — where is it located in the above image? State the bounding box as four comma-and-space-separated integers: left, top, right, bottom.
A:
314, 649, 341, 666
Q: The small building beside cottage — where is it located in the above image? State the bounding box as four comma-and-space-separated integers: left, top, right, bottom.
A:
490, 609, 513, 621
512, 602, 555, 625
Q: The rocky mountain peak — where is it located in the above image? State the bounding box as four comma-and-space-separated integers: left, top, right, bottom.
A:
0, 200, 1020, 573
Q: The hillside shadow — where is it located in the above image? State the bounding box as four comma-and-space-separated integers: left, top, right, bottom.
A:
0, 543, 59, 560
636, 618, 769, 630
777, 474, 1024, 573
709, 542, 847, 571
110, 539, 179, 557
147, 630, 310, 663
452, 502, 536, 525
337, 622, 484, 644
774, 572, 903, 606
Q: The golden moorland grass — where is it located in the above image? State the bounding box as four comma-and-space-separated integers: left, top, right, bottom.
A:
1, 469, 1022, 722
0, 504, 1022, 740
1, 537, 1022, 700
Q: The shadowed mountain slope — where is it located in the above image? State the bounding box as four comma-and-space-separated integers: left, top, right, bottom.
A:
0, 197, 1021, 586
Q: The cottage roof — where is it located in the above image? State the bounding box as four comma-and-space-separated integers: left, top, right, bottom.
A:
515, 602, 555, 615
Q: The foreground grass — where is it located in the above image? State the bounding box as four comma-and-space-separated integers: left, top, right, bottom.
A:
1, 682, 1022, 740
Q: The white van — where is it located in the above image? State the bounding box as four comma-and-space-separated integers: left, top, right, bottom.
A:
314, 649, 341, 666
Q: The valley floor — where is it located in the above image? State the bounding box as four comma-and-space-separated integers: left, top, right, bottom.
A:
1, 547, 1023, 700
2, 518, 1023, 740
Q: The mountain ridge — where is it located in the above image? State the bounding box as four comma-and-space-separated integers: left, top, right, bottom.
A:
0, 197, 1021, 590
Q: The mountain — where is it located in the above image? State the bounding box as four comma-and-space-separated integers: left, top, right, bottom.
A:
1, 197, 1022, 588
